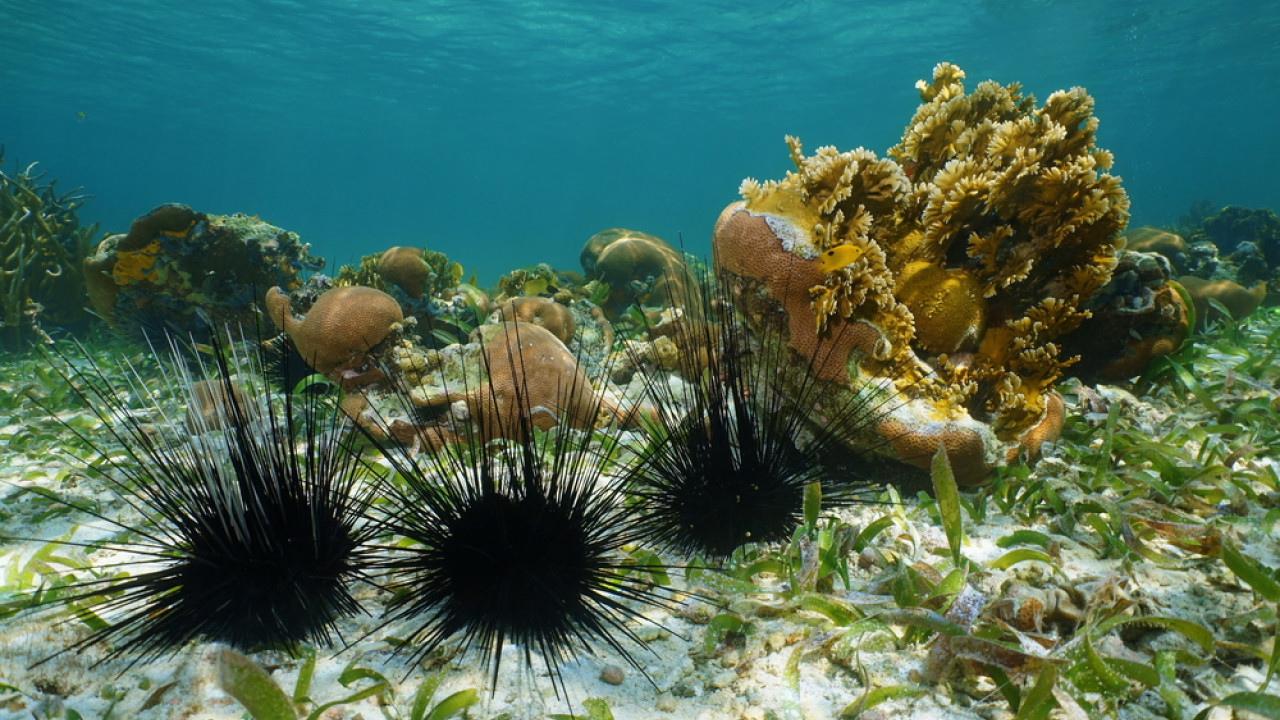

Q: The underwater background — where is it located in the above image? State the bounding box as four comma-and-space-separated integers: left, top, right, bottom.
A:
2, 0, 1278, 284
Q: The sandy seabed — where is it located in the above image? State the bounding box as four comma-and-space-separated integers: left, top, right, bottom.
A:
2, 326, 1279, 720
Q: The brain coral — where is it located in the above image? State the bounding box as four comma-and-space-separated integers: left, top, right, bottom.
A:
375, 245, 465, 300
491, 296, 577, 345
715, 62, 1130, 483
580, 229, 694, 320
266, 285, 403, 376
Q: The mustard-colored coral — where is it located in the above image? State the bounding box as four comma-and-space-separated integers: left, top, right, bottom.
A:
894, 260, 986, 354
718, 62, 1130, 481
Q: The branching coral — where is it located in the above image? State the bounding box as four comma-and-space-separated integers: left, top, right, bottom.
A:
0, 149, 98, 349
716, 62, 1132, 482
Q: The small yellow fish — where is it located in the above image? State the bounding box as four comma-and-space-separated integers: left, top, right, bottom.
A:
815, 244, 864, 272
520, 276, 550, 296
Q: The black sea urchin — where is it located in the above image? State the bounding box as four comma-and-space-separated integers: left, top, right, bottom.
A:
25, 329, 379, 664
363, 323, 674, 698
623, 266, 903, 559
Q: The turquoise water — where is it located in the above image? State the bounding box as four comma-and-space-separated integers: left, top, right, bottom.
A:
2, 0, 1278, 283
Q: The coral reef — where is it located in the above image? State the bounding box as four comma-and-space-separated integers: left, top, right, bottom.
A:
335, 247, 481, 350
714, 62, 1131, 483
84, 204, 323, 337
580, 229, 693, 320
491, 262, 582, 305
1, 149, 98, 349
1185, 206, 1280, 291
265, 284, 403, 378
1193, 205, 1280, 269
1141, 208, 1280, 299
348, 321, 628, 450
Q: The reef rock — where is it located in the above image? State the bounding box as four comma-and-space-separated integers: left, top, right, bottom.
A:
1064, 250, 1190, 382
713, 62, 1131, 484
84, 203, 322, 337
1186, 206, 1280, 292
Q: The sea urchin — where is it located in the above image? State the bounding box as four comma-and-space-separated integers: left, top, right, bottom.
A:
363, 322, 675, 699
24, 329, 379, 664
623, 265, 900, 559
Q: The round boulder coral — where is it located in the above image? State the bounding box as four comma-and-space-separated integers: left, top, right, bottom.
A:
471, 322, 604, 438
580, 229, 693, 320
378, 246, 431, 298
1176, 275, 1267, 328
1126, 227, 1188, 266
265, 285, 403, 375
894, 261, 987, 355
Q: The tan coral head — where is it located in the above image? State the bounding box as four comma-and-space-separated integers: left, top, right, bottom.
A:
490, 296, 577, 346
265, 285, 403, 375
472, 321, 602, 438
378, 246, 430, 298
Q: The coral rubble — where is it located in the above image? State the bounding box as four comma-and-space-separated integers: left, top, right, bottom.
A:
714, 62, 1133, 483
